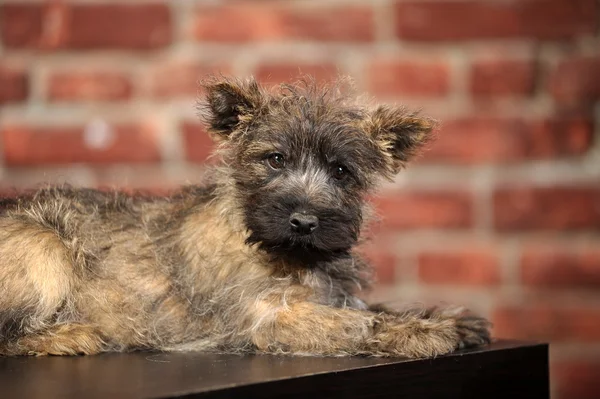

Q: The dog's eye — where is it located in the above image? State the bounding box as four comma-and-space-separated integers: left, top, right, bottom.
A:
332, 165, 348, 180
267, 153, 285, 170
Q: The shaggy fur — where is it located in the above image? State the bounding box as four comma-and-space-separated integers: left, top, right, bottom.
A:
0, 77, 490, 357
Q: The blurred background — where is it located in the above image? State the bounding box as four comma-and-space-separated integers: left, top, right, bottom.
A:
0, 0, 598, 397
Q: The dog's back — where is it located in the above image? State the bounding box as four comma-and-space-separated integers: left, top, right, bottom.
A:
0, 186, 210, 355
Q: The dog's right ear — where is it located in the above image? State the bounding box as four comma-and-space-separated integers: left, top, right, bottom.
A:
362, 106, 436, 174
201, 78, 263, 139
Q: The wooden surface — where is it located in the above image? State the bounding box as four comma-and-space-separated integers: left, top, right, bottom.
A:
0, 340, 549, 399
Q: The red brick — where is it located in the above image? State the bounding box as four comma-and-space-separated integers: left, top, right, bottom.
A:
0, 188, 19, 198
1, 4, 171, 49
493, 305, 600, 342
181, 123, 214, 163
470, 59, 535, 97
550, 56, 600, 104
0, 4, 43, 48
358, 246, 397, 285
48, 71, 132, 101
494, 186, 600, 230
68, 4, 171, 49
372, 191, 473, 229
395, 0, 597, 41
553, 361, 600, 399
0, 187, 20, 203
0, 66, 28, 104
150, 62, 230, 98
1, 124, 160, 166
418, 248, 500, 286
521, 246, 600, 288
422, 117, 593, 164
368, 59, 450, 97
255, 64, 339, 85
193, 5, 373, 42
97, 186, 175, 198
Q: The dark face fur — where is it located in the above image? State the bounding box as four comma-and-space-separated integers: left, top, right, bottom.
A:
201, 77, 435, 264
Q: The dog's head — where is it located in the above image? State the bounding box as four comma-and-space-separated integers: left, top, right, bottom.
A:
200, 77, 435, 263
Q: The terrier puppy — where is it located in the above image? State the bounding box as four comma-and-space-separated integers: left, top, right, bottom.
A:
0, 77, 490, 357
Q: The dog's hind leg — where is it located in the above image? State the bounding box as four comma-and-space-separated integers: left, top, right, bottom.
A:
1, 323, 107, 356
0, 218, 78, 355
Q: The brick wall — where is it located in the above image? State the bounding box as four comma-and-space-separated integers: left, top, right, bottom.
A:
1, 1, 599, 397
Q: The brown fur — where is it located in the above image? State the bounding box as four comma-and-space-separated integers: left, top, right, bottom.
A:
0, 77, 490, 357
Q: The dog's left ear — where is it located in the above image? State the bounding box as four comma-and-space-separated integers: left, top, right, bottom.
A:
363, 106, 436, 173
201, 78, 263, 139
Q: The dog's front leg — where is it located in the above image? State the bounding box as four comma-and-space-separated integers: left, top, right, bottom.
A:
248, 300, 489, 358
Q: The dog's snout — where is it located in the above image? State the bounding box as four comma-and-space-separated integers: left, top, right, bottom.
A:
289, 213, 319, 235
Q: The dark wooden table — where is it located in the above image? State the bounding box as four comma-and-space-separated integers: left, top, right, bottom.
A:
0, 340, 548, 398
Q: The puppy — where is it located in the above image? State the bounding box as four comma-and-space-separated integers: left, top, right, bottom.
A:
0, 77, 490, 356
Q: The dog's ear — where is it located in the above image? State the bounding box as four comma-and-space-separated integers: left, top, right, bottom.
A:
363, 106, 436, 173
201, 78, 263, 139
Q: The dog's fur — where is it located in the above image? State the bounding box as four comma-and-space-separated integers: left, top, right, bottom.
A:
0, 77, 490, 357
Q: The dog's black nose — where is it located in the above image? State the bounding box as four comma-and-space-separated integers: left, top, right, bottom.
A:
289, 213, 319, 235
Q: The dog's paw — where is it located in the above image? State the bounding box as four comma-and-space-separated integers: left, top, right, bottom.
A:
371, 316, 458, 358
368, 306, 491, 358
455, 314, 492, 349
424, 306, 491, 350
